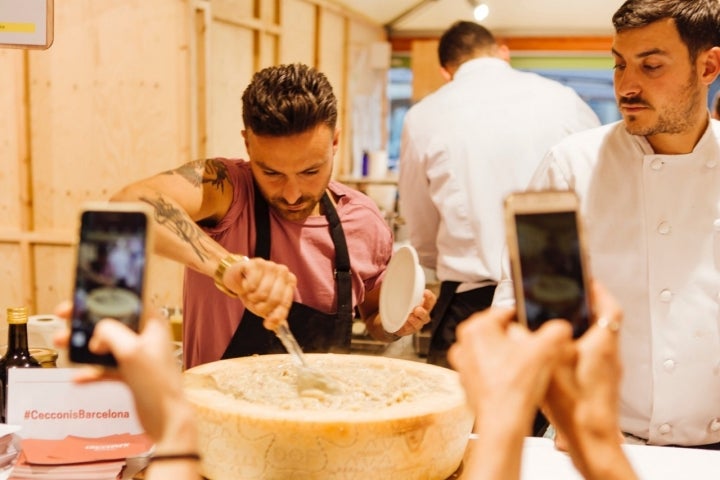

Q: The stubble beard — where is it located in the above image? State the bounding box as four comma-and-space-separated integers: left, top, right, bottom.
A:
622, 72, 701, 137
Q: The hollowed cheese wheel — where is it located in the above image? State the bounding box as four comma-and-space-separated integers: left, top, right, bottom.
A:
183, 354, 474, 480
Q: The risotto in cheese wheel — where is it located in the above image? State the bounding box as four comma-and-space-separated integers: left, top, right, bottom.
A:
183, 354, 474, 480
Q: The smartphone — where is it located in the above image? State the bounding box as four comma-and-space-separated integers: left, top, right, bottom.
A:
69, 203, 153, 366
504, 190, 592, 338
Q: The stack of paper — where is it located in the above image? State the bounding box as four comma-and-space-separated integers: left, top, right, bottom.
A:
9, 433, 152, 480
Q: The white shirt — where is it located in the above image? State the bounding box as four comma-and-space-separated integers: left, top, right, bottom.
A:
399, 57, 600, 291
495, 119, 720, 446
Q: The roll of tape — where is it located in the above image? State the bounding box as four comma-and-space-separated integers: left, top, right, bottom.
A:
28, 314, 68, 367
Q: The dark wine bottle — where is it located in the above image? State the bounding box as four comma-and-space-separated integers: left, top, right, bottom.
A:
0, 307, 41, 422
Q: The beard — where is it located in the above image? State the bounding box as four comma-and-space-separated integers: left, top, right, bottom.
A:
268, 194, 322, 222
620, 71, 701, 137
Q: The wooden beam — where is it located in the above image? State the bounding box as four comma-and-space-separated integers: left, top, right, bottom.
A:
503, 36, 612, 52
0, 229, 75, 246
391, 35, 613, 54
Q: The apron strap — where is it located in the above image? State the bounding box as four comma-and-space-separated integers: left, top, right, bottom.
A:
320, 192, 353, 348
253, 181, 271, 259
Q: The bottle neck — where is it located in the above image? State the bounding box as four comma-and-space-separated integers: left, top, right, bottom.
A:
7, 323, 30, 353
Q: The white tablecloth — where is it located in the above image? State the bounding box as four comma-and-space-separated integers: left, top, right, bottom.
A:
1, 436, 718, 479
521, 437, 720, 479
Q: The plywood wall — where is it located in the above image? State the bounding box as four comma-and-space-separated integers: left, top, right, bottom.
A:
0, 0, 387, 323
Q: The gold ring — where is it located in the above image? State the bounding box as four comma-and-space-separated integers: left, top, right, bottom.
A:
596, 316, 620, 332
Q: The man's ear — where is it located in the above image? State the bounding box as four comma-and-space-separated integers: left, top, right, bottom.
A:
332, 127, 340, 154
699, 46, 720, 86
440, 66, 453, 82
496, 44, 511, 62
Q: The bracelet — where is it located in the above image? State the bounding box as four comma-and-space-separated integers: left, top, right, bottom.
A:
149, 452, 201, 463
213, 254, 248, 298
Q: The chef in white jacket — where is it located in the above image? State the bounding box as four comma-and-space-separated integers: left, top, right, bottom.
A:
494, 0, 720, 447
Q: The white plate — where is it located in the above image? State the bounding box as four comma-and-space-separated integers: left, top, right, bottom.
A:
379, 245, 425, 334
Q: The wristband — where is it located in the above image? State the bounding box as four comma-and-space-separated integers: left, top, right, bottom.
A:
149, 452, 201, 463
213, 254, 248, 298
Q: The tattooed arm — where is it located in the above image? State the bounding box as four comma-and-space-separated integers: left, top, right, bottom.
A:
112, 159, 231, 273
111, 159, 296, 326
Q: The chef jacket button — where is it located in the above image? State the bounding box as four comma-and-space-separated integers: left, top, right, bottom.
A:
650, 158, 664, 170
663, 359, 675, 371
659, 289, 673, 302
710, 419, 720, 432
657, 221, 671, 235
658, 423, 672, 435
707, 160, 718, 169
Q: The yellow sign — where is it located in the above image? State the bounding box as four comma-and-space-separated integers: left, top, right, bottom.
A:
0, 22, 36, 33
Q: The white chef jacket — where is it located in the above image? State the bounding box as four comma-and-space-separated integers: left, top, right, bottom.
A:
399, 57, 600, 292
495, 119, 720, 446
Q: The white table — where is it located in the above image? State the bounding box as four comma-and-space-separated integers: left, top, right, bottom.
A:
521, 437, 720, 479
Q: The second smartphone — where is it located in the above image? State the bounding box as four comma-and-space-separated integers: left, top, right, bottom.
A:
504, 190, 592, 338
68, 203, 153, 366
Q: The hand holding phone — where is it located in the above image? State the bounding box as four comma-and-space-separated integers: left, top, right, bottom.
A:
504, 190, 592, 338
69, 203, 153, 366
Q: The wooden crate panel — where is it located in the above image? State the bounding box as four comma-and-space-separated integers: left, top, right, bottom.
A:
257, 32, 279, 70
0, 50, 24, 228
260, 0, 279, 23
33, 244, 75, 315
212, 0, 256, 22
279, 0, 315, 65
207, 23, 254, 158
0, 244, 24, 312
29, 0, 191, 231
317, 9, 347, 175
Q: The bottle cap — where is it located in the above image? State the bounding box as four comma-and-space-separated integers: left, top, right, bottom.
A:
6, 307, 28, 325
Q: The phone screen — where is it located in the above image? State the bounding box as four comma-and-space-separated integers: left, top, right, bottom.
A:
515, 210, 589, 338
69, 210, 148, 365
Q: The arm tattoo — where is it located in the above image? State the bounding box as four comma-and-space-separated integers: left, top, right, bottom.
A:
169, 159, 204, 186
140, 195, 212, 263
204, 159, 230, 191
164, 159, 230, 192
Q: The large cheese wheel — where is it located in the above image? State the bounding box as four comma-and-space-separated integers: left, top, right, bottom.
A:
183, 353, 474, 480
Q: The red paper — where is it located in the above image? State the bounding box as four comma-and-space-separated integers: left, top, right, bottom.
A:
10, 451, 126, 480
19, 432, 151, 465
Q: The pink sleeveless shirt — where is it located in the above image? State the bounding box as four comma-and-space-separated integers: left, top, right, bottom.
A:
182, 159, 393, 368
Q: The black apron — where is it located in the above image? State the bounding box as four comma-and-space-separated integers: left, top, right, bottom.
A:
222, 187, 353, 358
427, 281, 496, 368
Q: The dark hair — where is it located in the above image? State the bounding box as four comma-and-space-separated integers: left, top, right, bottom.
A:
241, 63, 337, 136
437, 21, 496, 69
612, 0, 720, 63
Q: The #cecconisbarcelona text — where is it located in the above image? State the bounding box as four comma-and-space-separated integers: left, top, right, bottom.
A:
24, 408, 131, 421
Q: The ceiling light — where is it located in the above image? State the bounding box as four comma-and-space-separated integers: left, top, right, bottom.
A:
467, 0, 490, 22
473, 3, 489, 21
